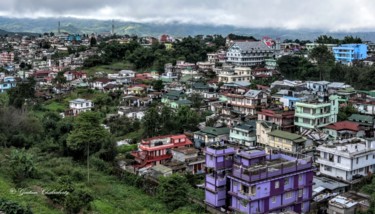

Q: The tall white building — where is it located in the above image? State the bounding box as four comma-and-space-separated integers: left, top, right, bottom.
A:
226, 41, 274, 67
316, 138, 375, 183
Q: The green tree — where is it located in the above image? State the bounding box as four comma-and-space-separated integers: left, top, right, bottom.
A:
175, 106, 199, 132
157, 174, 190, 211
309, 45, 335, 80
188, 93, 203, 109
66, 112, 114, 160
315, 35, 340, 44
152, 80, 164, 92
90, 37, 97, 47
142, 107, 161, 137
338, 104, 358, 121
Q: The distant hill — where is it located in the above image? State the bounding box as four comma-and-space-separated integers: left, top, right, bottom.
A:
0, 28, 38, 36
1, 16, 375, 41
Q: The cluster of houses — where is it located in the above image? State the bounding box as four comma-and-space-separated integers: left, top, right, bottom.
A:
2, 32, 375, 213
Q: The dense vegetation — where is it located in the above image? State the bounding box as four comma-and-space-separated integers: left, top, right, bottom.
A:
315, 35, 363, 44
277, 45, 375, 90
84, 35, 226, 72
0, 82, 205, 213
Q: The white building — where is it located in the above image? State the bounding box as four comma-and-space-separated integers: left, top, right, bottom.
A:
69, 98, 93, 116
226, 41, 274, 67
218, 67, 251, 83
316, 138, 375, 183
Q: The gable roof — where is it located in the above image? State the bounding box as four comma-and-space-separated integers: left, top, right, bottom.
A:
196, 127, 230, 137
268, 130, 305, 143
324, 121, 361, 132
348, 114, 374, 125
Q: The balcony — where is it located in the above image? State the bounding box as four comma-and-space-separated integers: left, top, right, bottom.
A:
206, 146, 235, 156
231, 158, 312, 182
206, 174, 227, 187
206, 159, 234, 170
316, 158, 351, 171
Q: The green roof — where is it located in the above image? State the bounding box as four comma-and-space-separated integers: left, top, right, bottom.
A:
196, 127, 230, 136
268, 130, 305, 143
348, 114, 374, 125
175, 99, 192, 105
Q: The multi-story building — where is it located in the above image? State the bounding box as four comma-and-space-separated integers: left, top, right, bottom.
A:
323, 121, 365, 140
294, 95, 339, 132
205, 145, 314, 213
258, 108, 295, 132
194, 127, 230, 148
131, 134, 193, 170
0, 76, 17, 93
265, 130, 306, 153
229, 120, 257, 147
218, 67, 252, 83
306, 43, 338, 52
333, 44, 368, 64
226, 41, 274, 67
316, 138, 375, 183
0, 51, 14, 64
69, 98, 93, 116
225, 89, 268, 115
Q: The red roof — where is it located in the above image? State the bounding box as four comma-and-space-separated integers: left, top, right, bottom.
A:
325, 121, 361, 132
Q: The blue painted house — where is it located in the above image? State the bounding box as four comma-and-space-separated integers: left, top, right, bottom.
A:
0, 76, 16, 93
333, 44, 367, 64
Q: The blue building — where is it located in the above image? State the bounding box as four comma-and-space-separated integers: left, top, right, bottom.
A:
0, 76, 17, 93
333, 44, 367, 64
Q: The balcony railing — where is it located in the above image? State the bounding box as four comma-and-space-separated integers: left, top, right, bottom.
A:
206, 174, 227, 187
231, 159, 312, 182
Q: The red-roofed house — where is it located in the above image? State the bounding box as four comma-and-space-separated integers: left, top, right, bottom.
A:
323, 121, 365, 140
131, 134, 193, 171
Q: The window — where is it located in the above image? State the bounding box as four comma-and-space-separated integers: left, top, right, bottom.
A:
285, 191, 292, 199
324, 152, 327, 159
298, 189, 303, 197
367, 155, 368, 160
250, 185, 256, 195
271, 196, 276, 203
337, 156, 341, 163
241, 185, 249, 194
233, 181, 238, 187
209, 155, 213, 160
301, 202, 304, 210
284, 178, 289, 186
299, 175, 303, 181
275, 181, 280, 189
324, 165, 332, 172
356, 158, 359, 164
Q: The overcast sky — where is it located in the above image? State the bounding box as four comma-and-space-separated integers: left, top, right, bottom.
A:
0, 0, 374, 31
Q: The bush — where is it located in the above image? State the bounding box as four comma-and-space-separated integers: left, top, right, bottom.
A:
0, 199, 33, 214
64, 189, 93, 214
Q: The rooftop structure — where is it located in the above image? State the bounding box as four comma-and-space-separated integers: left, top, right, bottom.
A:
205, 145, 314, 213
131, 134, 193, 170
316, 138, 375, 182
226, 41, 274, 67
333, 44, 368, 64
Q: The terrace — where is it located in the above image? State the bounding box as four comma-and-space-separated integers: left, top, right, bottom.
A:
231, 152, 312, 182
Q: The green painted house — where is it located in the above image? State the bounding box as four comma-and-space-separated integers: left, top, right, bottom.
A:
193, 126, 230, 148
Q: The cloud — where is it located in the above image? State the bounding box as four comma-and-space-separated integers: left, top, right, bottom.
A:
0, 0, 375, 31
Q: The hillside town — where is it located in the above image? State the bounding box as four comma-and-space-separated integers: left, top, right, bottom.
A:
1, 27, 375, 214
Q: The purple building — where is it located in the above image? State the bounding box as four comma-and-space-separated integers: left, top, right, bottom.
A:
205, 145, 314, 213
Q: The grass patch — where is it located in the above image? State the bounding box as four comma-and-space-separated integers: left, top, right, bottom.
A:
84, 61, 135, 76
44, 102, 66, 112
0, 147, 191, 214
